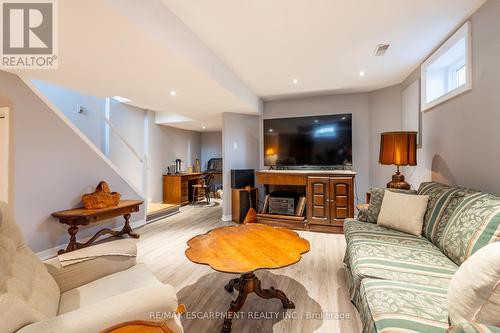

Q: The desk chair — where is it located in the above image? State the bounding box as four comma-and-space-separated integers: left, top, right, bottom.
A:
191, 173, 213, 204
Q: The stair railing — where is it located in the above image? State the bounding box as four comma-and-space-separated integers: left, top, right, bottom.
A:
87, 97, 149, 198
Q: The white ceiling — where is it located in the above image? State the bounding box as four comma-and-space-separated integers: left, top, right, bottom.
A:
9, 0, 258, 132
8, 0, 486, 131
163, 0, 486, 99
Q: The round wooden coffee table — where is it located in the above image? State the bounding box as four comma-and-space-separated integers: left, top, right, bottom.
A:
102, 320, 173, 333
185, 223, 310, 332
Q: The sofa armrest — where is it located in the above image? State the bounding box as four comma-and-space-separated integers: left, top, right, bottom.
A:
447, 322, 500, 333
44, 240, 137, 292
17, 285, 183, 333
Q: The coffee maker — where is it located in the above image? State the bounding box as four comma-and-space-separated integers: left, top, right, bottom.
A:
174, 159, 182, 174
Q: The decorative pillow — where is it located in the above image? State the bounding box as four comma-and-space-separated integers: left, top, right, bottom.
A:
357, 207, 368, 222
440, 192, 500, 265
448, 242, 500, 326
365, 187, 417, 223
377, 190, 429, 236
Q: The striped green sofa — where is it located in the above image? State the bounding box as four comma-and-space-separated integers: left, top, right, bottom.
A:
344, 182, 500, 333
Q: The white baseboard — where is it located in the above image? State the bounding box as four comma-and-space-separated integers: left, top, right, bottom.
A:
36, 219, 147, 261
221, 214, 232, 222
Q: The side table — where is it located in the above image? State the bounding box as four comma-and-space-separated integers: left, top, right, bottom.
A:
52, 200, 143, 254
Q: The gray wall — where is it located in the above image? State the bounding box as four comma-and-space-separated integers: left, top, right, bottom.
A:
201, 131, 222, 170
222, 112, 260, 218
0, 71, 144, 254
401, 0, 500, 195
147, 111, 201, 203
368, 85, 403, 189
108, 100, 146, 192
31, 80, 106, 150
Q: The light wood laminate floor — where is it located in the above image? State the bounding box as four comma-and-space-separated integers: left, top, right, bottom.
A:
147, 202, 177, 214
137, 200, 362, 333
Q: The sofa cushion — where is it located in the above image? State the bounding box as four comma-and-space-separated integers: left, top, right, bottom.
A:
344, 218, 446, 265
0, 202, 60, 332
344, 219, 458, 301
448, 242, 500, 326
417, 182, 476, 246
58, 263, 161, 314
440, 192, 500, 265
377, 190, 429, 236
366, 188, 417, 223
358, 279, 449, 333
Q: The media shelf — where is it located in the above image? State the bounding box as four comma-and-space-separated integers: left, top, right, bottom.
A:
255, 170, 356, 234
256, 213, 305, 223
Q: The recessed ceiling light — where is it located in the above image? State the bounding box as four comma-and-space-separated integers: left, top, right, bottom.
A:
202, 126, 206, 129
269, 128, 273, 132
292, 78, 299, 84
359, 71, 366, 77
170, 90, 176, 96
314, 119, 319, 123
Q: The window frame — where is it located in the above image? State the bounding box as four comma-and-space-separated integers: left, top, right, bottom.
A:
420, 21, 472, 112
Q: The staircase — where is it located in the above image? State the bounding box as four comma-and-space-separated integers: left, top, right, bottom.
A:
1, 73, 152, 258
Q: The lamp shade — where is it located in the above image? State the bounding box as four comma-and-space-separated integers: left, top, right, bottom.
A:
379, 131, 417, 166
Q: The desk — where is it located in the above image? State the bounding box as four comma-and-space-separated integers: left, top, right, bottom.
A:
163, 173, 205, 205
52, 200, 143, 254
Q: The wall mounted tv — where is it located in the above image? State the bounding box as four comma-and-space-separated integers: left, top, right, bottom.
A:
264, 114, 352, 167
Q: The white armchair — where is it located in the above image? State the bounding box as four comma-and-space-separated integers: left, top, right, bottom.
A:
0, 202, 183, 333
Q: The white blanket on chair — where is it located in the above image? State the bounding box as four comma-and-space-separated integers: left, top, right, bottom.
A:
57, 239, 137, 267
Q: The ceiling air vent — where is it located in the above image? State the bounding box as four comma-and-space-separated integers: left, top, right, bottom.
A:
374, 44, 390, 56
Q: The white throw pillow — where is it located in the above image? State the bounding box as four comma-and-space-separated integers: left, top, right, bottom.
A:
448, 242, 500, 326
377, 190, 429, 236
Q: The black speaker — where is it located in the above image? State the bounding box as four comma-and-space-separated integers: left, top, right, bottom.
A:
231, 169, 255, 189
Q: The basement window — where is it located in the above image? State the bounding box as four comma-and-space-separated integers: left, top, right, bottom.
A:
421, 21, 472, 111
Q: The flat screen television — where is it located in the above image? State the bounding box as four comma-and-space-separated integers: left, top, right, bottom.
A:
264, 114, 352, 167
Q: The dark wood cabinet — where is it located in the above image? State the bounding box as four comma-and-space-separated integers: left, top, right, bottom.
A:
256, 170, 355, 234
307, 177, 330, 225
329, 177, 354, 226
306, 176, 354, 228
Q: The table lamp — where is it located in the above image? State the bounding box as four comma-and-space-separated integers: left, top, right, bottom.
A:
379, 131, 417, 190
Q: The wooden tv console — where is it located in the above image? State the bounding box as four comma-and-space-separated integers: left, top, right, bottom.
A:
256, 170, 356, 234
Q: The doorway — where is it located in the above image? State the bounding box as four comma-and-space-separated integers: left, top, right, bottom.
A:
0, 107, 9, 202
